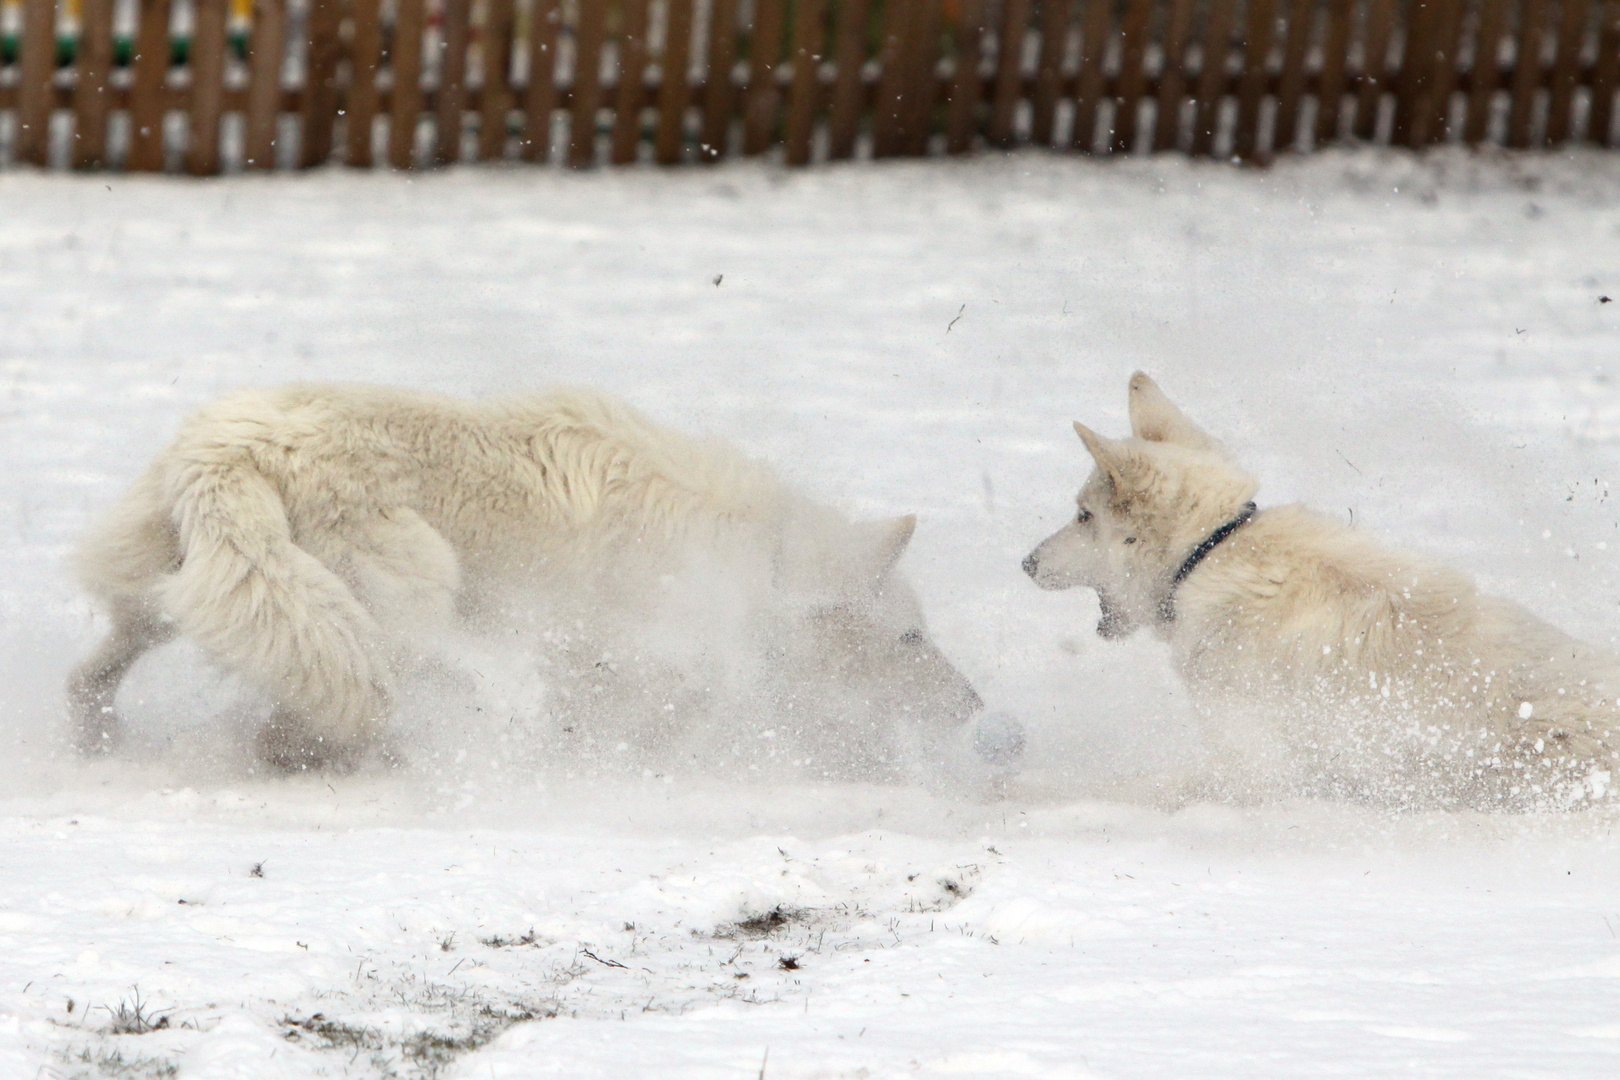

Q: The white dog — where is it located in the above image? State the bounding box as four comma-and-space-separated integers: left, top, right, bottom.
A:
69, 384, 982, 773
1024, 372, 1619, 809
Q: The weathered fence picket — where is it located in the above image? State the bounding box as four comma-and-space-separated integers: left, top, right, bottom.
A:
0, 0, 1614, 171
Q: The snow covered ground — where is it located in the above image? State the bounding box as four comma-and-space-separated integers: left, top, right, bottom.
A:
2, 148, 1620, 1078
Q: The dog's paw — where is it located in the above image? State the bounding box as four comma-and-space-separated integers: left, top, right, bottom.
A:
256, 709, 369, 774
72, 707, 124, 757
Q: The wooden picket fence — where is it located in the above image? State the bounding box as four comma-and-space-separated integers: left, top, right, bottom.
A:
0, 0, 1616, 172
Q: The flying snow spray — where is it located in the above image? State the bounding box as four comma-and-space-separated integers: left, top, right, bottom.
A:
972, 711, 1026, 773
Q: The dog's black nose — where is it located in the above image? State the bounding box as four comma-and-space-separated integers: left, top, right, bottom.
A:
1021, 553, 1039, 579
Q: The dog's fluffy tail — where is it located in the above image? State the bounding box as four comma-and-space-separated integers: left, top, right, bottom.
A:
155, 454, 392, 756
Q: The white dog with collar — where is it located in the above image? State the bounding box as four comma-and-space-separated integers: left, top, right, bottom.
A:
1024, 372, 1619, 810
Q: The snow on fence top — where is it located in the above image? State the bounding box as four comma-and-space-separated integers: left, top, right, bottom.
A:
0, 0, 1616, 172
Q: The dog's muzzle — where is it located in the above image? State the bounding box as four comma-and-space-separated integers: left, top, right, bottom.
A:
1023, 550, 1068, 591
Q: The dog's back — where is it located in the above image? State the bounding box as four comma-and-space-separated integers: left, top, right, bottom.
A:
1178, 504, 1620, 799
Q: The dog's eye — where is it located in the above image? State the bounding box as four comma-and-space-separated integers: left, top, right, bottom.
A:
1076, 508, 1092, 525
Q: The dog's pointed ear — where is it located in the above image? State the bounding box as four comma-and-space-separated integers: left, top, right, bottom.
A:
858, 514, 916, 577
1073, 422, 1129, 492
1127, 371, 1219, 452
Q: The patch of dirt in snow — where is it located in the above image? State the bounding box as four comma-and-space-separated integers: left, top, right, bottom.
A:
5, 815, 995, 1079
278, 987, 548, 1080
255, 859, 977, 1077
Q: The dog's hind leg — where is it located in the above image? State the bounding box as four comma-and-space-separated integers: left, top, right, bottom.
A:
68, 469, 183, 755
331, 508, 461, 632
67, 597, 176, 755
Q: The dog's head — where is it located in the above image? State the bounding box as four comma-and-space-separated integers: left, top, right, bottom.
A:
1022, 372, 1259, 639
545, 507, 982, 781
758, 511, 983, 776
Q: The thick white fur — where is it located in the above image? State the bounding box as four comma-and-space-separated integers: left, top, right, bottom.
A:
70, 384, 970, 770
1025, 373, 1620, 809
